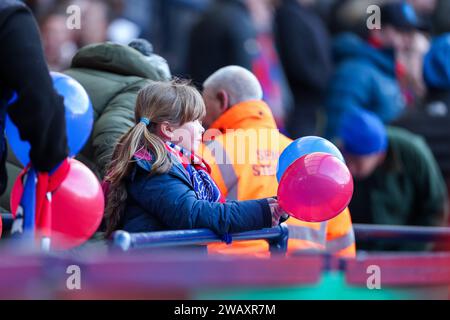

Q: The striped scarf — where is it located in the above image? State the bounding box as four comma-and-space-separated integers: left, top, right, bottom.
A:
134, 142, 222, 203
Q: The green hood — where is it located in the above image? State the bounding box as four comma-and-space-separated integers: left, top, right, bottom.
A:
70, 42, 169, 81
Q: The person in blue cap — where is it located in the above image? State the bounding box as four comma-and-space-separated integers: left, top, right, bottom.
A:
339, 109, 448, 251
325, 1, 427, 139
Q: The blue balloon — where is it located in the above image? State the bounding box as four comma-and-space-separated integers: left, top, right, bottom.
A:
6, 72, 93, 166
276, 136, 345, 182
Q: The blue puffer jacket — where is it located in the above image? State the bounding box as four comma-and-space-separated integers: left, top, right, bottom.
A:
326, 33, 405, 139
121, 155, 272, 235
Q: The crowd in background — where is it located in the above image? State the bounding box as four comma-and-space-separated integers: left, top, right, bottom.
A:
28, 0, 450, 133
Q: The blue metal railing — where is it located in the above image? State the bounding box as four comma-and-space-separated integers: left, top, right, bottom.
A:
112, 224, 289, 254
111, 224, 450, 253
2, 212, 450, 252
353, 224, 450, 242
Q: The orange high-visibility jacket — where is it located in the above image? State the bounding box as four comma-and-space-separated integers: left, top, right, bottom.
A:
199, 100, 355, 257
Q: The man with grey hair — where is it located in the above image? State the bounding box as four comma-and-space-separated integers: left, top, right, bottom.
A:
201, 65, 291, 200
200, 65, 356, 257
202, 65, 263, 128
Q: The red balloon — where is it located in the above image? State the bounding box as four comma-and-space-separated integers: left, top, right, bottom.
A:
51, 159, 104, 249
10, 159, 104, 250
278, 152, 353, 222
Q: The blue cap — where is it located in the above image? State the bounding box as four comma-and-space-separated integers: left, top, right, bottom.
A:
380, 2, 428, 31
339, 110, 388, 156
424, 34, 450, 90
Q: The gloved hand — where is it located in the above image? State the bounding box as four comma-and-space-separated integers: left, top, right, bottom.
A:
267, 198, 289, 227
35, 158, 70, 232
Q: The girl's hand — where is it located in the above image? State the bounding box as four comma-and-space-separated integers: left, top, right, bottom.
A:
267, 198, 289, 227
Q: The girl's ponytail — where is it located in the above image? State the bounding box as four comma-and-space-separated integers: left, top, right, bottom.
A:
104, 121, 171, 237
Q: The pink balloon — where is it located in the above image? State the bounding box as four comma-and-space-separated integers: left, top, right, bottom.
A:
278, 152, 354, 222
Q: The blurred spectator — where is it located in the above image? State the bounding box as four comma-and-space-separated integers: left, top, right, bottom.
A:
120, 0, 153, 40
327, 0, 386, 38
274, 0, 333, 137
105, 0, 142, 45
37, 0, 144, 70
186, 0, 257, 85
311, 0, 339, 24
25, 0, 59, 16
326, 0, 434, 38
64, 39, 171, 178
71, 0, 110, 47
326, 0, 433, 37
247, 0, 292, 129
339, 110, 448, 251
397, 2, 433, 106
325, 2, 424, 139
38, 9, 77, 71
408, 0, 437, 19
395, 34, 450, 221
186, 0, 291, 128
107, 17, 141, 45
155, 0, 210, 75
396, 31, 430, 106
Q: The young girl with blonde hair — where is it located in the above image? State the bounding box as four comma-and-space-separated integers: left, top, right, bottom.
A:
104, 80, 285, 238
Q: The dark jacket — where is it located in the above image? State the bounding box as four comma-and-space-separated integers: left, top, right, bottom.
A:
394, 89, 450, 180
186, 0, 257, 86
326, 33, 405, 139
64, 42, 171, 178
0, 0, 67, 193
349, 127, 448, 251
274, 0, 333, 137
122, 156, 272, 235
